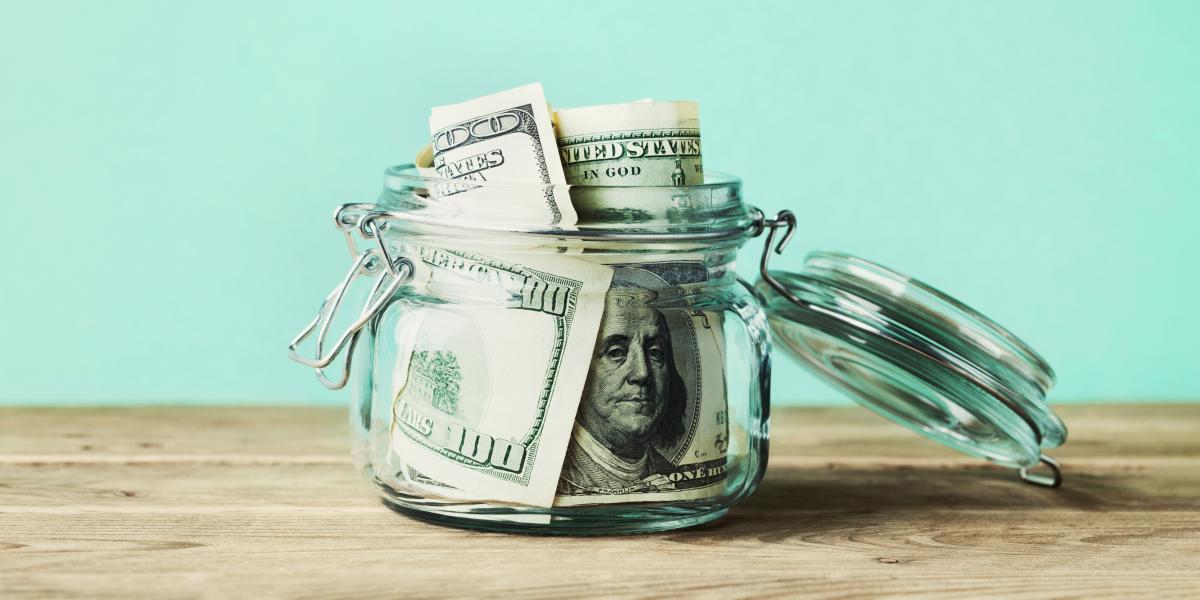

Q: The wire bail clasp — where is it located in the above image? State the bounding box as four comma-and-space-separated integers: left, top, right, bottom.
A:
1019, 455, 1063, 488
287, 205, 414, 390
756, 209, 799, 303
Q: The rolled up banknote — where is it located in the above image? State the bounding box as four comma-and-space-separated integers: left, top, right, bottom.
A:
555, 260, 729, 506
428, 83, 574, 226
555, 100, 702, 186
553, 100, 728, 505
382, 85, 607, 509
389, 247, 612, 507
388, 255, 731, 509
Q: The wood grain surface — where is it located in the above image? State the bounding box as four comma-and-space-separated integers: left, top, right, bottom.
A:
1, 404, 1197, 599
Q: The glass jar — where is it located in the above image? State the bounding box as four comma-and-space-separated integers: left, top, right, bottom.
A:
289, 165, 1068, 534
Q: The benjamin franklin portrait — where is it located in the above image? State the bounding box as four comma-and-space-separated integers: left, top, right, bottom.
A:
558, 268, 692, 495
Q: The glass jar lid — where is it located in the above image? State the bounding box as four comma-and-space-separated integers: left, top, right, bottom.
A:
755, 232, 1066, 483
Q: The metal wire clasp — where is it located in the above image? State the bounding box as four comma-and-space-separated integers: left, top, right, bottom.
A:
755, 209, 799, 304
287, 205, 414, 390
1019, 455, 1063, 488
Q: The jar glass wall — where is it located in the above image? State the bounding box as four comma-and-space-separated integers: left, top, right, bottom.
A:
344, 167, 771, 534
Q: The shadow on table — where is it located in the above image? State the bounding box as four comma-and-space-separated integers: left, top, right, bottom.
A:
675, 465, 1168, 542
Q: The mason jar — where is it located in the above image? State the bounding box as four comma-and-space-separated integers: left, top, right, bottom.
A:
289, 165, 1068, 534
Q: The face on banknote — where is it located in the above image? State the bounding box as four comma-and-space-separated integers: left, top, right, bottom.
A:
555, 262, 728, 506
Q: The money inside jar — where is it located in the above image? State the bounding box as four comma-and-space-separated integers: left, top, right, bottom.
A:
390, 83, 727, 509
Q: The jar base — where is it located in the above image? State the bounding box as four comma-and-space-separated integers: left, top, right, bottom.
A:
380, 496, 730, 536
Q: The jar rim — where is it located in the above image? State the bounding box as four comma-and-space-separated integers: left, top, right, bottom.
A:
384, 163, 744, 192
372, 164, 758, 246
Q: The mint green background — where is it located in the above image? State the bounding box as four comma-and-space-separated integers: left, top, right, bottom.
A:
1, 1, 1196, 406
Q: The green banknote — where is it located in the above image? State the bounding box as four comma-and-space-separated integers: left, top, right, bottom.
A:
389, 247, 611, 507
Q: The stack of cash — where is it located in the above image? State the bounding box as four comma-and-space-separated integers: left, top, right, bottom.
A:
390, 83, 728, 510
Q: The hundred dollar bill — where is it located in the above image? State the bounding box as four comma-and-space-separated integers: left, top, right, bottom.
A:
429, 83, 575, 227
389, 246, 612, 507
555, 100, 703, 186
555, 260, 729, 506
386, 255, 731, 510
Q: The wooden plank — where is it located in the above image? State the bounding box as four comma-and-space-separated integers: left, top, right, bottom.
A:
1, 460, 1198, 511
4, 404, 1196, 462
1, 507, 1198, 599
1, 405, 1198, 599
0, 406, 348, 460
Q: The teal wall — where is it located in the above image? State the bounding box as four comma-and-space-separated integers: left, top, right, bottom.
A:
2, 1, 1196, 405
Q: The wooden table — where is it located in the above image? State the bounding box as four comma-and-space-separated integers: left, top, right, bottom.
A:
2, 405, 1197, 598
